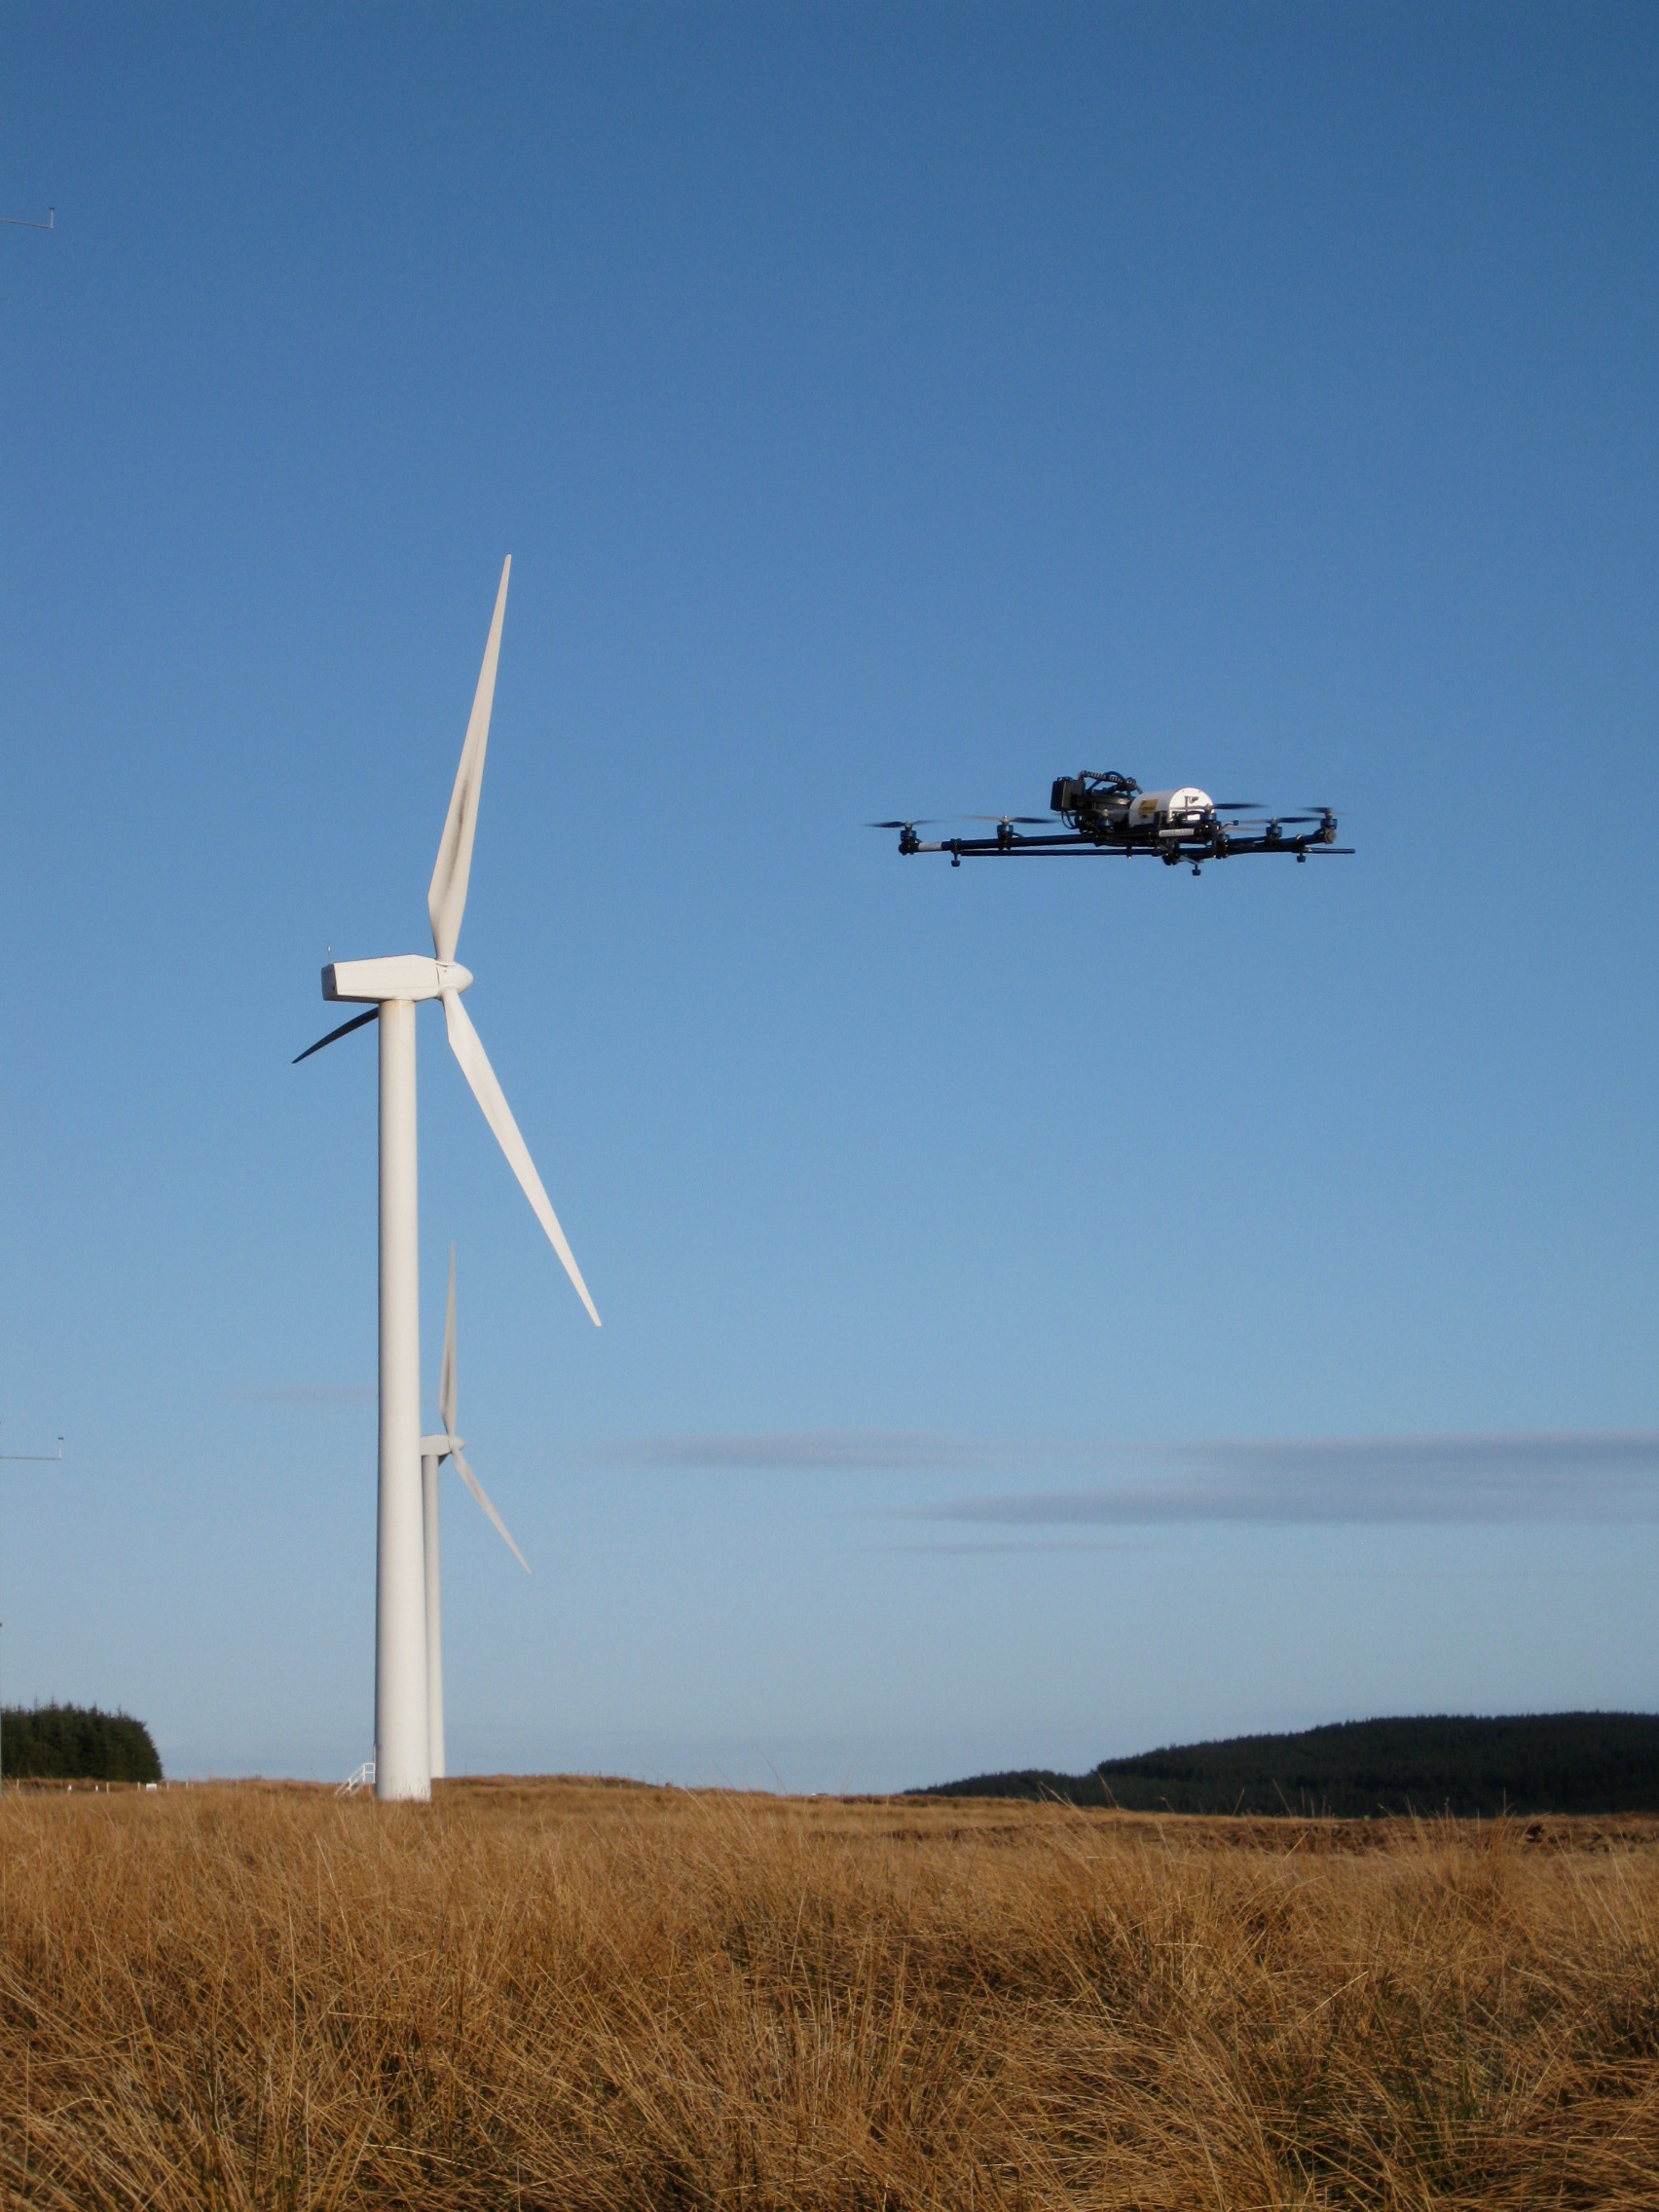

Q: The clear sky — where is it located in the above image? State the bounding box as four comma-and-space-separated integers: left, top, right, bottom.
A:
2, 3, 1656, 1788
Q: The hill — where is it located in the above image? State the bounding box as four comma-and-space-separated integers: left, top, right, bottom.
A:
1, 1704, 163, 1784
914, 1713, 1659, 1818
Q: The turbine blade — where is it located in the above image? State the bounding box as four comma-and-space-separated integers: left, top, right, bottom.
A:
450, 1441, 529, 1571
428, 557, 510, 964
440, 1244, 458, 1437
293, 1007, 379, 1064
442, 990, 601, 1327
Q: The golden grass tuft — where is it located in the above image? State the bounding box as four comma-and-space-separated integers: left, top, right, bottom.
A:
1, 1779, 1657, 2206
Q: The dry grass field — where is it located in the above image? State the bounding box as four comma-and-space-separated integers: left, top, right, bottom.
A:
0, 1779, 1656, 2208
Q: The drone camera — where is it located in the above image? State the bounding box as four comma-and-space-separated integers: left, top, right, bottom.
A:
1051, 770, 1138, 818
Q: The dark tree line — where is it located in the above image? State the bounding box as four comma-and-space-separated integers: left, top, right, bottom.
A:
2, 1705, 163, 1784
916, 1714, 1659, 1818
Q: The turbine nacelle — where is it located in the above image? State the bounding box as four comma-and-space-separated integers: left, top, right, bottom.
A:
420, 1432, 464, 1458
324, 956, 474, 1004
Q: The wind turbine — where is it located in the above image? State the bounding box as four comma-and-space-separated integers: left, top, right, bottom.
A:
422, 1244, 527, 1780
297, 558, 600, 1802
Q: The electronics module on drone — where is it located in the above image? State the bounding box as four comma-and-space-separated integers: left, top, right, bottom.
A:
873, 772, 1352, 873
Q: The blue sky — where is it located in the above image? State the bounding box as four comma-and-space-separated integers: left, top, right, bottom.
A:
1, 3, 1656, 1788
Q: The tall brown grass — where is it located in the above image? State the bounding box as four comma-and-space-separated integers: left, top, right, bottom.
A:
0, 1779, 1656, 2208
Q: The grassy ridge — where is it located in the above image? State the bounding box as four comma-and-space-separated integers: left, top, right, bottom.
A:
1, 1703, 162, 1783
918, 1712, 1659, 1816
0, 1781, 1655, 2207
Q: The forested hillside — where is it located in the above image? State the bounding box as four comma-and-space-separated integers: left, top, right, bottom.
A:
2, 1705, 163, 1783
917, 1714, 1659, 1818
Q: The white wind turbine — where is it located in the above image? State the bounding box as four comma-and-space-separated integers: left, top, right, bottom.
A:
297, 558, 600, 1802
421, 1244, 528, 1780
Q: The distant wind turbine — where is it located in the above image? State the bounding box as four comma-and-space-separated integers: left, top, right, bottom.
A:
297, 559, 600, 1802
421, 1245, 527, 1780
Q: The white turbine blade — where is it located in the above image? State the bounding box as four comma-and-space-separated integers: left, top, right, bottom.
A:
440, 1244, 459, 1437
428, 557, 510, 964
442, 989, 601, 1327
450, 1441, 530, 1572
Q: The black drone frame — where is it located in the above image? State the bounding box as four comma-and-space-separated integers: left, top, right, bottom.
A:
873, 773, 1352, 874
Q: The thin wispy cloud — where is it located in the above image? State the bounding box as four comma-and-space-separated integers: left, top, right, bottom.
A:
909, 1433, 1659, 1527
874, 1540, 1151, 1557
228, 1385, 376, 1409
593, 1428, 1659, 1527
590, 1431, 1001, 1472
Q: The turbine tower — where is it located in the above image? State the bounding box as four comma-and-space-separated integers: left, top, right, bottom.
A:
298, 558, 600, 1801
422, 1244, 529, 1779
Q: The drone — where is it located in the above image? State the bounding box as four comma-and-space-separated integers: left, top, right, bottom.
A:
873, 771, 1351, 874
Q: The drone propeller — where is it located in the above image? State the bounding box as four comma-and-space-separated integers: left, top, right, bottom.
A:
867, 818, 948, 830
962, 814, 1051, 825
1210, 801, 1262, 812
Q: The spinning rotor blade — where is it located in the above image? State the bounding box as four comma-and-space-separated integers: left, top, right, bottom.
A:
1211, 801, 1262, 812
428, 557, 510, 964
440, 1244, 458, 1438
867, 819, 946, 830
293, 1007, 379, 1064
442, 990, 601, 1328
962, 815, 1052, 825
450, 1439, 530, 1572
